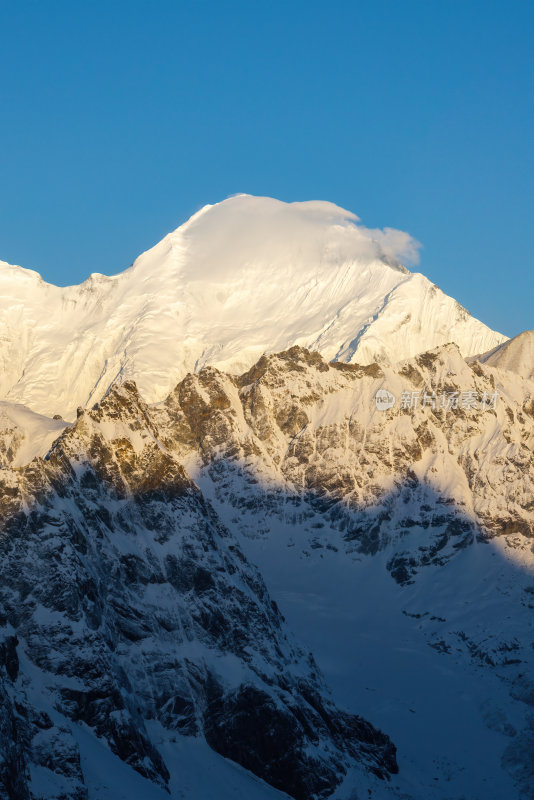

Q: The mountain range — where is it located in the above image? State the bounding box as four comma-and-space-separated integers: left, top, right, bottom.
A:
0, 196, 532, 800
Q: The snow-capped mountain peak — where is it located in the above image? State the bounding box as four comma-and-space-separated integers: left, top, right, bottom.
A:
0, 195, 506, 419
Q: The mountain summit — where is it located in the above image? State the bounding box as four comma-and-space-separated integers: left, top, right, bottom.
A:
0, 195, 505, 418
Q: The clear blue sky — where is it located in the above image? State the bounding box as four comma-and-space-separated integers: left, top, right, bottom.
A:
0, 1, 532, 337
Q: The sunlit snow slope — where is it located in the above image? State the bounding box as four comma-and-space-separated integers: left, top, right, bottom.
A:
0, 401, 70, 467
476, 330, 534, 381
0, 195, 506, 418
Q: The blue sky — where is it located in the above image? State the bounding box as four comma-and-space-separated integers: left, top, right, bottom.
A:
0, 0, 532, 337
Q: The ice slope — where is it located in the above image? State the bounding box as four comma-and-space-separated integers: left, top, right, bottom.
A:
0, 195, 506, 419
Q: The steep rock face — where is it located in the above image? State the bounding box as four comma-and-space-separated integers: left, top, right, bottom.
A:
156, 344, 534, 558
151, 345, 534, 800
1, 343, 533, 798
0, 382, 397, 800
0, 195, 505, 418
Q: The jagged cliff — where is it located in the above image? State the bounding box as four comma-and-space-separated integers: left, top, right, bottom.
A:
0, 339, 533, 799
0, 375, 397, 800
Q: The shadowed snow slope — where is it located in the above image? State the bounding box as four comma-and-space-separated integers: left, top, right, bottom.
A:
0, 195, 505, 419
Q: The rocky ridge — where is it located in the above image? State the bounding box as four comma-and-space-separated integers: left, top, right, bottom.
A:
0, 377, 397, 800
0, 338, 533, 798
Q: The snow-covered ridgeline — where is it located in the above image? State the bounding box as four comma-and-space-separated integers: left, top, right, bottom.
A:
0, 195, 505, 419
